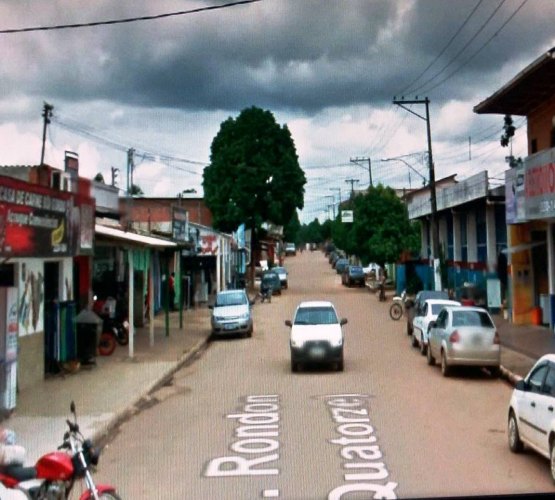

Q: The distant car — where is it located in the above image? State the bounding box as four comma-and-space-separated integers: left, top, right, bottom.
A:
335, 258, 349, 274
261, 271, 282, 295
406, 290, 449, 336
507, 354, 555, 482
273, 266, 288, 289
341, 265, 366, 287
285, 242, 296, 256
426, 306, 500, 377
285, 300, 347, 372
411, 299, 461, 355
209, 289, 253, 338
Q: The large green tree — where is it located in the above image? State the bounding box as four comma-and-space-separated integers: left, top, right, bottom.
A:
332, 185, 420, 266
203, 107, 306, 236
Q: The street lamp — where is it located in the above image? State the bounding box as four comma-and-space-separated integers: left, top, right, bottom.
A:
380, 157, 427, 188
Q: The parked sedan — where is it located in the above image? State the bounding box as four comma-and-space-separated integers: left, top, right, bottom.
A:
335, 258, 349, 274
507, 354, 555, 482
341, 265, 366, 287
209, 289, 253, 338
272, 266, 288, 289
411, 299, 461, 354
285, 300, 347, 372
406, 289, 449, 336
426, 306, 500, 377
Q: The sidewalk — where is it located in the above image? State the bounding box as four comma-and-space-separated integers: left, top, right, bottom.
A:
494, 314, 555, 383
4, 306, 213, 463
4, 302, 555, 465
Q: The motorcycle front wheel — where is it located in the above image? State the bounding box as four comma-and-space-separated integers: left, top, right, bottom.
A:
116, 321, 130, 346
98, 494, 123, 500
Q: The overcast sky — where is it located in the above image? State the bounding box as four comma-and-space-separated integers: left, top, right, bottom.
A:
1, 0, 554, 223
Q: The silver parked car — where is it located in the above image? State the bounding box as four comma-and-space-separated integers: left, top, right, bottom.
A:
209, 289, 254, 338
507, 354, 555, 482
426, 306, 500, 377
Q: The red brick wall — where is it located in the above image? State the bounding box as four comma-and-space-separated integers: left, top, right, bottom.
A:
121, 198, 213, 226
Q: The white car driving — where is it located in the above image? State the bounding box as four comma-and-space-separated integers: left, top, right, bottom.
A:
285, 301, 347, 372
412, 299, 461, 355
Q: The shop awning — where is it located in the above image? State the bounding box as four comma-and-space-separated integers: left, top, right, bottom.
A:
501, 241, 545, 254
95, 224, 177, 248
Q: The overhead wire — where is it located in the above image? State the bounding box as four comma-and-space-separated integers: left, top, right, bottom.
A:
0, 0, 262, 35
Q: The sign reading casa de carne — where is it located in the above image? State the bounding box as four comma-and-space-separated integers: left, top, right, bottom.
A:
0, 176, 73, 257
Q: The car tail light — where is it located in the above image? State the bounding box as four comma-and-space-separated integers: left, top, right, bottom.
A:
493, 331, 500, 344
449, 330, 460, 343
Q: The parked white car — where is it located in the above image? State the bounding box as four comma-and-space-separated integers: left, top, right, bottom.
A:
285, 301, 347, 372
508, 354, 555, 482
411, 299, 461, 355
427, 306, 500, 377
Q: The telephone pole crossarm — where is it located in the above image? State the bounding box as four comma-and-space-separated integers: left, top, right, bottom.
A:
350, 157, 372, 188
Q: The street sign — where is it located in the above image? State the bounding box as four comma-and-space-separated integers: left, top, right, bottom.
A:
341, 210, 353, 223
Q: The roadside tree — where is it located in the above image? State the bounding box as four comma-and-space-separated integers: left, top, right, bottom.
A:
332, 185, 420, 266
203, 107, 306, 280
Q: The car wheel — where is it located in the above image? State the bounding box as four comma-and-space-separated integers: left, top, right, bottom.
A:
420, 335, 427, 356
508, 411, 523, 453
441, 350, 451, 377
550, 442, 555, 484
336, 353, 344, 372
411, 332, 418, 348
291, 358, 298, 372
407, 322, 413, 336
488, 366, 500, 378
427, 343, 435, 366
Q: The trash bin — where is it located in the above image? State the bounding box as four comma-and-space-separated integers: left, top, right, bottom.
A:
75, 309, 102, 364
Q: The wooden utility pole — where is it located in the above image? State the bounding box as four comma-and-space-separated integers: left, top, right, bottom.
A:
393, 96, 440, 289
40, 102, 53, 166
345, 178, 359, 198
350, 157, 372, 187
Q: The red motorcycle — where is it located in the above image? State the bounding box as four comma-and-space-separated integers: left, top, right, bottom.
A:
0, 402, 120, 499
93, 297, 129, 356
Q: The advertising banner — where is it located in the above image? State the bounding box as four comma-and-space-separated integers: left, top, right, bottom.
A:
172, 207, 189, 242
0, 175, 73, 257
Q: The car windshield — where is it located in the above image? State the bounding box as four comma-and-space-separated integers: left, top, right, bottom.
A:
452, 310, 494, 328
262, 274, 278, 283
215, 292, 246, 307
274, 267, 285, 274
294, 306, 338, 325
349, 266, 363, 274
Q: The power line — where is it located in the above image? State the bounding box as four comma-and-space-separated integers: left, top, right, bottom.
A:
398, 0, 484, 96
408, 0, 507, 96
0, 0, 261, 35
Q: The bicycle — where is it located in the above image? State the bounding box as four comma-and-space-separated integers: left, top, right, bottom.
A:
389, 290, 407, 321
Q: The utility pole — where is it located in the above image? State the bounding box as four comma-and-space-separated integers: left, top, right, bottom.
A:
40, 102, 53, 166
350, 157, 372, 188
325, 195, 335, 218
345, 178, 359, 199
393, 96, 440, 290
126, 148, 135, 230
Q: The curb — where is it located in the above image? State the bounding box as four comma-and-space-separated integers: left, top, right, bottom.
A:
500, 364, 522, 387
91, 335, 211, 449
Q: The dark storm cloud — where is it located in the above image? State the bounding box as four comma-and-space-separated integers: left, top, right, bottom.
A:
2, 0, 555, 116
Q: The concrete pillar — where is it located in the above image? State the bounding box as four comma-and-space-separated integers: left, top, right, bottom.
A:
452, 213, 461, 262
486, 204, 497, 273
467, 211, 477, 263
128, 250, 134, 359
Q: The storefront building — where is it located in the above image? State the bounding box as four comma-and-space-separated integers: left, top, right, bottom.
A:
0, 162, 94, 410
474, 47, 555, 326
